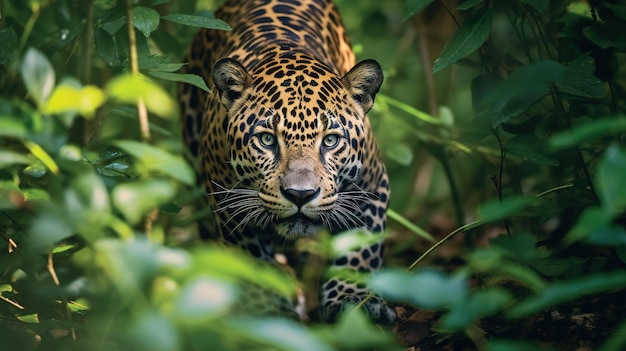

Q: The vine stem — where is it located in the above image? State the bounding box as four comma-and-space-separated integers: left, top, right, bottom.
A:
125, 0, 151, 143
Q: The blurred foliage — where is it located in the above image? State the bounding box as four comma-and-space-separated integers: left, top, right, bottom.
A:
0, 0, 626, 350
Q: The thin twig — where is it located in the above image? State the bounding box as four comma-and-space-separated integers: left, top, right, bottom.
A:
48, 252, 76, 340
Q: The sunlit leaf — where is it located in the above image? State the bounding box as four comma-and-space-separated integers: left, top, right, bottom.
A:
433, 9, 493, 74
133, 6, 160, 37
0, 150, 30, 168
20, 48, 55, 108
174, 277, 236, 323
44, 84, 105, 118
113, 178, 177, 224
113, 140, 195, 185
125, 311, 180, 351
107, 73, 177, 118
369, 269, 468, 309
22, 140, 59, 175
319, 307, 400, 350
161, 14, 231, 30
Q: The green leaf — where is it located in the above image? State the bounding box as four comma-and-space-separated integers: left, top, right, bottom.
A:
126, 311, 180, 351
433, 9, 493, 74
585, 226, 626, 246
490, 232, 539, 261
489, 340, 552, 351
477, 196, 533, 223
113, 140, 195, 185
508, 271, 626, 318
490, 61, 564, 128
550, 117, 626, 150
403, 0, 435, 21
192, 246, 297, 298
506, 135, 559, 166
20, 48, 55, 108
228, 317, 334, 351
385, 142, 413, 166
369, 269, 468, 309
456, 0, 483, 11
174, 277, 237, 323
440, 288, 512, 331
43, 84, 105, 118
133, 6, 160, 37
95, 27, 120, 67
161, 14, 231, 30
107, 73, 177, 118
330, 230, 385, 259
558, 55, 606, 99
583, 20, 626, 50
147, 71, 210, 93
113, 178, 177, 224
323, 308, 400, 350
0, 150, 30, 168
597, 144, 626, 215
0, 117, 28, 138
566, 207, 612, 243
158, 202, 182, 214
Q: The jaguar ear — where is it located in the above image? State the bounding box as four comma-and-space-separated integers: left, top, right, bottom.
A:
341, 59, 383, 114
213, 58, 252, 109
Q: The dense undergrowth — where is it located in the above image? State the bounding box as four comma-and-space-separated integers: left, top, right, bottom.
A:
1, 0, 625, 350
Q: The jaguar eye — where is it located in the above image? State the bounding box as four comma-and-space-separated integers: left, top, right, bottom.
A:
322, 134, 340, 148
259, 132, 276, 147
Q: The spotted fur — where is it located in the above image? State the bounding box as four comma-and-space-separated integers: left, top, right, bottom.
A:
178, 0, 395, 324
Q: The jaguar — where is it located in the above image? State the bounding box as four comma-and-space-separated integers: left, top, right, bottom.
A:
178, 0, 395, 324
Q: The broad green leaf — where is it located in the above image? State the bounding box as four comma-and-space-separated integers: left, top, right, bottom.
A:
585, 226, 626, 246
403, 0, 435, 21
456, 0, 483, 11
228, 317, 335, 351
147, 71, 210, 93
369, 269, 468, 309
322, 308, 400, 350
530, 257, 589, 278
583, 20, 626, 50
0, 150, 30, 168
16, 314, 40, 323
597, 145, 626, 215
158, 202, 182, 214
44, 84, 105, 118
558, 55, 606, 99
133, 6, 160, 37
433, 9, 493, 74
491, 61, 564, 127
0, 117, 28, 138
27, 209, 74, 254
476, 196, 533, 223
161, 14, 231, 30
508, 271, 626, 318
20, 48, 55, 108
126, 311, 180, 351
440, 288, 512, 331
22, 140, 59, 175
550, 117, 626, 150
385, 142, 413, 166
95, 27, 120, 67
150, 63, 186, 72
490, 340, 552, 351
490, 232, 539, 261
113, 140, 195, 185
107, 73, 177, 118
113, 178, 177, 224
506, 135, 559, 166
174, 277, 236, 323
192, 246, 296, 298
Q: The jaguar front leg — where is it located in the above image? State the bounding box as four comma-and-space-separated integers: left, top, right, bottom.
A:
320, 240, 396, 325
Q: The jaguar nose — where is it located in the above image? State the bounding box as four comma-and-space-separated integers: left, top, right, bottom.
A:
280, 187, 321, 207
